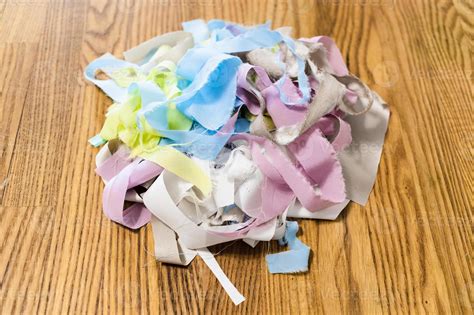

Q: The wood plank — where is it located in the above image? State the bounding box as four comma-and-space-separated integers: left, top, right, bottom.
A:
0, 0, 472, 314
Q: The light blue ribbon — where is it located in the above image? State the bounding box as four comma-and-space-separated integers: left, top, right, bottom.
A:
274, 36, 311, 105
84, 53, 137, 103
182, 19, 210, 43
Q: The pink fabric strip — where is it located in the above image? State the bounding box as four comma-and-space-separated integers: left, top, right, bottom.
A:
300, 36, 349, 77
262, 85, 307, 127
315, 114, 352, 152
236, 63, 307, 127
287, 126, 346, 209
95, 146, 133, 181
100, 157, 163, 229
231, 131, 346, 217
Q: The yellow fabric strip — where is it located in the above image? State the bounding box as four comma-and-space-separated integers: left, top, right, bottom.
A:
139, 146, 211, 196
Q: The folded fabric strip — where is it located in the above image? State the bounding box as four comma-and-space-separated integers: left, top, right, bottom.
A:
150, 217, 196, 265
95, 143, 163, 229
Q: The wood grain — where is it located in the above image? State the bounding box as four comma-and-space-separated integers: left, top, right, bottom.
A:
0, 0, 472, 313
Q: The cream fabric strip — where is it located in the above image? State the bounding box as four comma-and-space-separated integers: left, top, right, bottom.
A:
339, 92, 390, 205
150, 217, 196, 265
123, 31, 194, 69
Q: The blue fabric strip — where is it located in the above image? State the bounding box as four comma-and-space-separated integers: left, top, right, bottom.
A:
174, 52, 242, 130
266, 221, 310, 274
84, 53, 136, 103
182, 19, 209, 43
88, 134, 107, 147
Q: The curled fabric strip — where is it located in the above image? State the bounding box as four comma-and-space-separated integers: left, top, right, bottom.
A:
300, 36, 349, 77
95, 142, 157, 203
302, 36, 375, 116
236, 63, 352, 147
94, 142, 211, 229
236, 63, 307, 130
143, 171, 232, 248
84, 53, 137, 103
266, 221, 310, 273
101, 158, 162, 229
211, 25, 283, 54
273, 69, 347, 145
95, 144, 133, 182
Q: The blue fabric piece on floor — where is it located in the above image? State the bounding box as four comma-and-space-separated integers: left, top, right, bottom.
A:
266, 221, 310, 274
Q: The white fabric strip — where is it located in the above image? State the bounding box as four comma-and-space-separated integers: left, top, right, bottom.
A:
197, 248, 246, 305
123, 31, 194, 68
150, 217, 196, 265
288, 199, 350, 220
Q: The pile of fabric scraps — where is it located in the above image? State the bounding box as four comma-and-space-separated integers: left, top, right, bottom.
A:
86, 20, 390, 305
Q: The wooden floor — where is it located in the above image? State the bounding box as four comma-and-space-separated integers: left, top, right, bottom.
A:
0, 0, 472, 314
